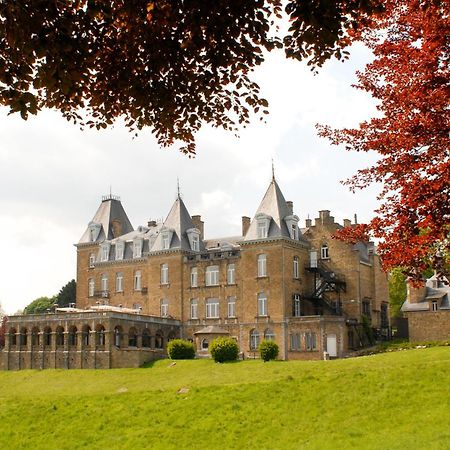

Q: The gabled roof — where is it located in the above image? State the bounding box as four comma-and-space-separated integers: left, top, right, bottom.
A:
150, 196, 205, 252
244, 178, 302, 241
78, 196, 133, 244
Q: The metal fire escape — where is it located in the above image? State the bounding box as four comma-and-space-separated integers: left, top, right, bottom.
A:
305, 260, 347, 315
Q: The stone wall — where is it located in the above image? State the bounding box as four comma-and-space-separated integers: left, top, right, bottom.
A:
406, 311, 450, 342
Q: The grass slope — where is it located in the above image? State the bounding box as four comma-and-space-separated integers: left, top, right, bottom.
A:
0, 348, 449, 450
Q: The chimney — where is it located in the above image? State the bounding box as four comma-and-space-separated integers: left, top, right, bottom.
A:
242, 216, 251, 237
191, 215, 204, 240
343, 219, 351, 228
305, 218, 312, 228
286, 201, 293, 215
407, 280, 426, 304
147, 220, 157, 227
354, 214, 358, 224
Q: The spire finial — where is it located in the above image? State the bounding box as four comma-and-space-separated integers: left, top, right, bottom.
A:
272, 159, 275, 181
177, 177, 181, 199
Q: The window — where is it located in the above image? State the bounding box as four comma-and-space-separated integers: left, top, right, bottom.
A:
201, 338, 209, 350
43, 327, 52, 347
264, 328, 275, 341
257, 293, 268, 316
134, 270, 142, 291
290, 333, 301, 350
293, 256, 299, 279
88, 278, 95, 297
115, 241, 124, 260
432, 300, 438, 311
89, 253, 95, 268
9, 328, 17, 346
293, 294, 301, 317
101, 244, 110, 262
227, 296, 236, 318
68, 327, 77, 347
192, 234, 199, 251
257, 254, 267, 277
114, 326, 122, 347
190, 299, 198, 319
250, 329, 260, 350
155, 330, 163, 349
133, 239, 143, 258
96, 325, 105, 346
227, 264, 235, 284
160, 299, 169, 317
82, 325, 91, 347
162, 232, 171, 250
161, 263, 169, 285
257, 220, 268, 239
101, 273, 108, 292
116, 272, 124, 292
191, 267, 198, 287
142, 329, 151, 348
321, 244, 329, 259
206, 298, 220, 318
56, 327, 64, 347
205, 265, 219, 286
291, 224, 298, 240
362, 300, 371, 316
128, 328, 138, 347
306, 332, 317, 351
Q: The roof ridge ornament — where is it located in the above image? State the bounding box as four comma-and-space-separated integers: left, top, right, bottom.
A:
272, 158, 275, 181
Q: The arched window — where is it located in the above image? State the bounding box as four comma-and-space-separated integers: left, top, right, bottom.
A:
321, 244, 329, 259
128, 327, 138, 347
293, 294, 301, 317
31, 327, 40, 347
56, 326, 64, 347
9, 328, 17, 346
201, 338, 209, 350
264, 328, 275, 341
82, 325, 91, 347
257, 293, 268, 317
190, 298, 198, 319
160, 299, 169, 317
44, 327, 52, 347
96, 325, 106, 346
142, 329, 151, 348
250, 329, 260, 351
68, 326, 77, 347
114, 326, 122, 347
19, 328, 28, 347
155, 330, 164, 349
257, 254, 267, 277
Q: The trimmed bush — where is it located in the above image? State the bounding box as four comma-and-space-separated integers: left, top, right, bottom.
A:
167, 339, 195, 360
209, 337, 239, 363
259, 340, 279, 362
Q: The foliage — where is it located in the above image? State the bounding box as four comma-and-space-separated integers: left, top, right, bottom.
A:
23, 296, 56, 315
167, 339, 195, 360
258, 339, 279, 361
209, 337, 239, 363
361, 315, 375, 346
360, 338, 450, 355
319, 0, 450, 281
0, 1, 384, 154
56, 279, 76, 308
0, 349, 449, 449
389, 268, 407, 318
0, 315, 6, 348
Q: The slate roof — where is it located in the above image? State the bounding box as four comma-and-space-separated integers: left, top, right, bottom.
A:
401, 274, 450, 312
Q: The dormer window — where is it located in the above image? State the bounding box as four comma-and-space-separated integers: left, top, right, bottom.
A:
88, 222, 101, 242
192, 234, 199, 251
101, 243, 110, 262
255, 213, 271, 239
162, 233, 170, 250
115, 241, 124, 260
133, 239, 143, 258
285, 214, 300, 240
186, 228, 201, 252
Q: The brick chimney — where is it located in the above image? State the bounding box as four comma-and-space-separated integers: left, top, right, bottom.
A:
305, 218, 312, 227
407, 280, 426, 304
286, 201, 293, 215
147, 220, 157, 227
242, 216, 251, 237
343, 219, 351, 228
191, 215, 204, 240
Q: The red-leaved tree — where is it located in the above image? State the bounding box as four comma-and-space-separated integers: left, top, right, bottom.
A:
319, 0, 449, 281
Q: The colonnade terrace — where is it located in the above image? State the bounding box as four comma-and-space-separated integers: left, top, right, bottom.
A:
0, 310, 181, 370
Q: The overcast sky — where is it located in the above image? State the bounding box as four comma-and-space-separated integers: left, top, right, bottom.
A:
0, 43, 382, 314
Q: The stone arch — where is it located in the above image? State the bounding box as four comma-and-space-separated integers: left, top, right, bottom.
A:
264, 328, 275, 341
19, 327, 28, 347
68, 326, 77, 347
9, 328, 17, 346
31, 326, 40, 347
142, 328, 151, 348
168, 330, 176, 342
82, 324, 91, 347
56, 326, 65, 347
155, 330, 164, 349
95, 324, 106, 346
43, 326, 52, 347
114, 325, 123, 348
128, 327, 138, 347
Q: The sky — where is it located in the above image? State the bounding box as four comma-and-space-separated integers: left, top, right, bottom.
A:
0, 43, 382, 314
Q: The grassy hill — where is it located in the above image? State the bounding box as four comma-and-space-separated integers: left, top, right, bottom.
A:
0, 347, 449, 449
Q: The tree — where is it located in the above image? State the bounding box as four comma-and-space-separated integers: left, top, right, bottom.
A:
319, 0, 449, 281
0, 1, 383, 154
23, 296, 57, 315
56, 279, 76, 308
388, 268, 407, 318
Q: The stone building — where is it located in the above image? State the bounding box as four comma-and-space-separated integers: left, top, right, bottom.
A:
401, 274, 450, 341
1, 177, 389, 369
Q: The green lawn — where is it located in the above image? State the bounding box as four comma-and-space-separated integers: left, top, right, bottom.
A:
0, 347, 449, 450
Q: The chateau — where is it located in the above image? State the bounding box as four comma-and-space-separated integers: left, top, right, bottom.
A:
1, 177, 389, 369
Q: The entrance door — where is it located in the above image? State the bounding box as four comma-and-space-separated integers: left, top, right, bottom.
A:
327, 334, 337, 357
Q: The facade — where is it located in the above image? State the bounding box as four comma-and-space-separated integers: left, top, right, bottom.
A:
401, 274, 450, 342
1, 177, 390, 369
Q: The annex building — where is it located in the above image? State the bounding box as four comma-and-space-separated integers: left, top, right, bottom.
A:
1, 177, 389, 369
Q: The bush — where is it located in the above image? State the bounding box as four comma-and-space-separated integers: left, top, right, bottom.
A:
167, 339, 195, 360
259, 340, 279, 362
209, 337, 239, 363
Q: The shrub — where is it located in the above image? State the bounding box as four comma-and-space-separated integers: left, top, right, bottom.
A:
259, 340, 279, 362
209, 337, 239, 363
167, 339, 195, 360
